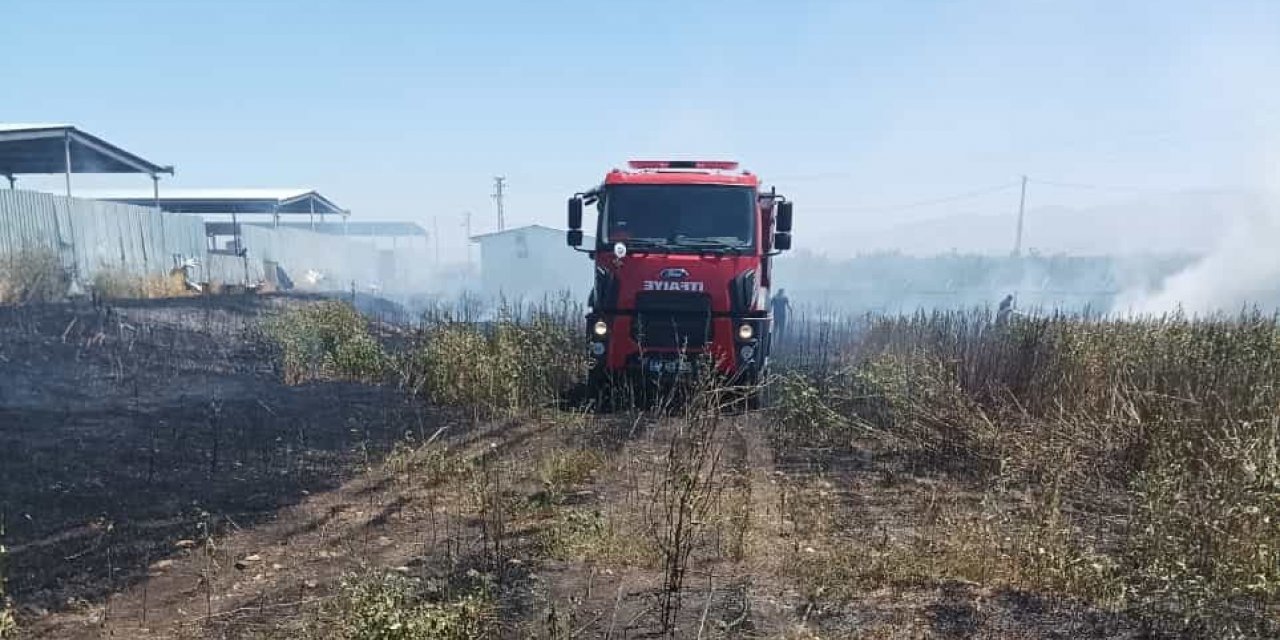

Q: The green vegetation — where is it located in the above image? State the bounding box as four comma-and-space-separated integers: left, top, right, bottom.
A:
312, 572, 494, 640
265, 300, 389, 384
398, 310, 587, 417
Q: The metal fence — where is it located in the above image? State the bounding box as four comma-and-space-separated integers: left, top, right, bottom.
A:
238, 223, 380, 290
1, 189, 384, 293
0, 189, 207, 282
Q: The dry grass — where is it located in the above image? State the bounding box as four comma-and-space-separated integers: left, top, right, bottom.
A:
240, 305, 1280, 637
0, 248, 65, 305
91, 267, 191, 301
0, 521, 13, 639
22, 295, 1275, 638
774, 309, 1280, 636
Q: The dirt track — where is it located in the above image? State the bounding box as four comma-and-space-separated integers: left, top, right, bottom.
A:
1, 297, 1148, 639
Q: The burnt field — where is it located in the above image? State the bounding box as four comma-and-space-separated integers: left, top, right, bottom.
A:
0, 296, 423, 630
1, 297, 1278, 639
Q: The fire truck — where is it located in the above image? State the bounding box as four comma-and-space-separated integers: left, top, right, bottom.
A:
566, 160, 794, 400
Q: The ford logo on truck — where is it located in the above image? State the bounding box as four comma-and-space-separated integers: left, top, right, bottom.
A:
659, 268, 689, 280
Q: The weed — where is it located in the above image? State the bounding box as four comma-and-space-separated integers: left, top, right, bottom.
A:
769, 372, 856, 449
0, 520, 14, 638
538, 506, 657, 567
383, 440, 468, 487
320, 572, 494, 640
646, 379, 730, 633
537, 448, 602, 500
266, 300, 388, 384
539, 509, 606, 558
398, 308, 587, 418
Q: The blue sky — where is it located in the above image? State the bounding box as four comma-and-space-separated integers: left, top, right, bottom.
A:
4, 0, 1278, 258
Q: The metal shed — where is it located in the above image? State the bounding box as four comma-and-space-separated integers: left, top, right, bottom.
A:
0, 123, 174, 194
470, 224, 594, 300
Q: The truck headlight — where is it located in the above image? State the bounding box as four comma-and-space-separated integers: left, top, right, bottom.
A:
593, 320, 609, 337
737, 323, 755, 341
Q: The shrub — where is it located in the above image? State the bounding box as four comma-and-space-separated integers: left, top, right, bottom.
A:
266, 300, 388, 384
768, 372, 852, 449
324, 572, 493, 640
399, 309, 587, 417
537, 448, 602, 499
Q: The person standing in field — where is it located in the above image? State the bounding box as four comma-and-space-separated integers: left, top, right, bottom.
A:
996, 293, 1014, 326
771, 289, 793, 340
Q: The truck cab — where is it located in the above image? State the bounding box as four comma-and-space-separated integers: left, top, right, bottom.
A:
567, 160, 794, 394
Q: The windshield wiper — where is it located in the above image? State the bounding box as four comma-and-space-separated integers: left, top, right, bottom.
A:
618, 238, 672, 251
672, 239, 746, 255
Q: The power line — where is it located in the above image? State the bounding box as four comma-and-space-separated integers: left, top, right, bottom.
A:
1013, 175, 1028, 257
461, 211, 473, 266
807, 181, 1023, 214
768, 172, 860, 182
432, 215, 440, 267
1027, 178, 1151, 193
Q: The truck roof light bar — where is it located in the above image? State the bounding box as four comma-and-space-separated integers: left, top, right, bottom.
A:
627, 160, 741, 171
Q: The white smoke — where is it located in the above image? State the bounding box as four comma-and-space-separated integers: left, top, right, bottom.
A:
1117, 200, 1280, 315
1113, 16, 1280, 316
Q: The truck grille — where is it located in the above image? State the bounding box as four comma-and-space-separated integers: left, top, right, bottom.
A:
632, 292, 712, 349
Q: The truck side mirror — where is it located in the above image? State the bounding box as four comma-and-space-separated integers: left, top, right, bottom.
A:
568, 197, 584, 231
776, 201, 793, 233
567, 229, 584, 247
773, 232, 792, 251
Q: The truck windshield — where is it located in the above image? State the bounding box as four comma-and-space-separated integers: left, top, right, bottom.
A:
601, 185, 755, 252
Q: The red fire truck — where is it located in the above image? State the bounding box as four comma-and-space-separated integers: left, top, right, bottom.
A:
566, 160, 794, 399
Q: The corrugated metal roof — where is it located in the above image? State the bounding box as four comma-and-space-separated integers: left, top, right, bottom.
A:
0, 123, 74, 132
470, 224, 566, 241
470, 224, 594, 244
0, 123, 173, 176
87, 188, 346, 215
245, 221, 428, 237
87, 188, 315, 201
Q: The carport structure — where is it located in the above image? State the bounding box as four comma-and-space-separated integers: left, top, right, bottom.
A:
90, 188, 348, 228
0, 123, 174, 198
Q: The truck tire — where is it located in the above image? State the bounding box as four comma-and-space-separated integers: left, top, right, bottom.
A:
745, 365, 772, 411
586, 367, 610, 411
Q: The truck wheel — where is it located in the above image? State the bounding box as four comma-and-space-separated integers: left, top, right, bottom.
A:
746, 367, 772, 411
586, 368, 610, 412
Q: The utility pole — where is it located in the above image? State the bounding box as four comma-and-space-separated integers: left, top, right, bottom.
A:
492, 176, 506, 231
432, 216, 440, 267
1013, 175, 1028, 257
462, 211, 473, 267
